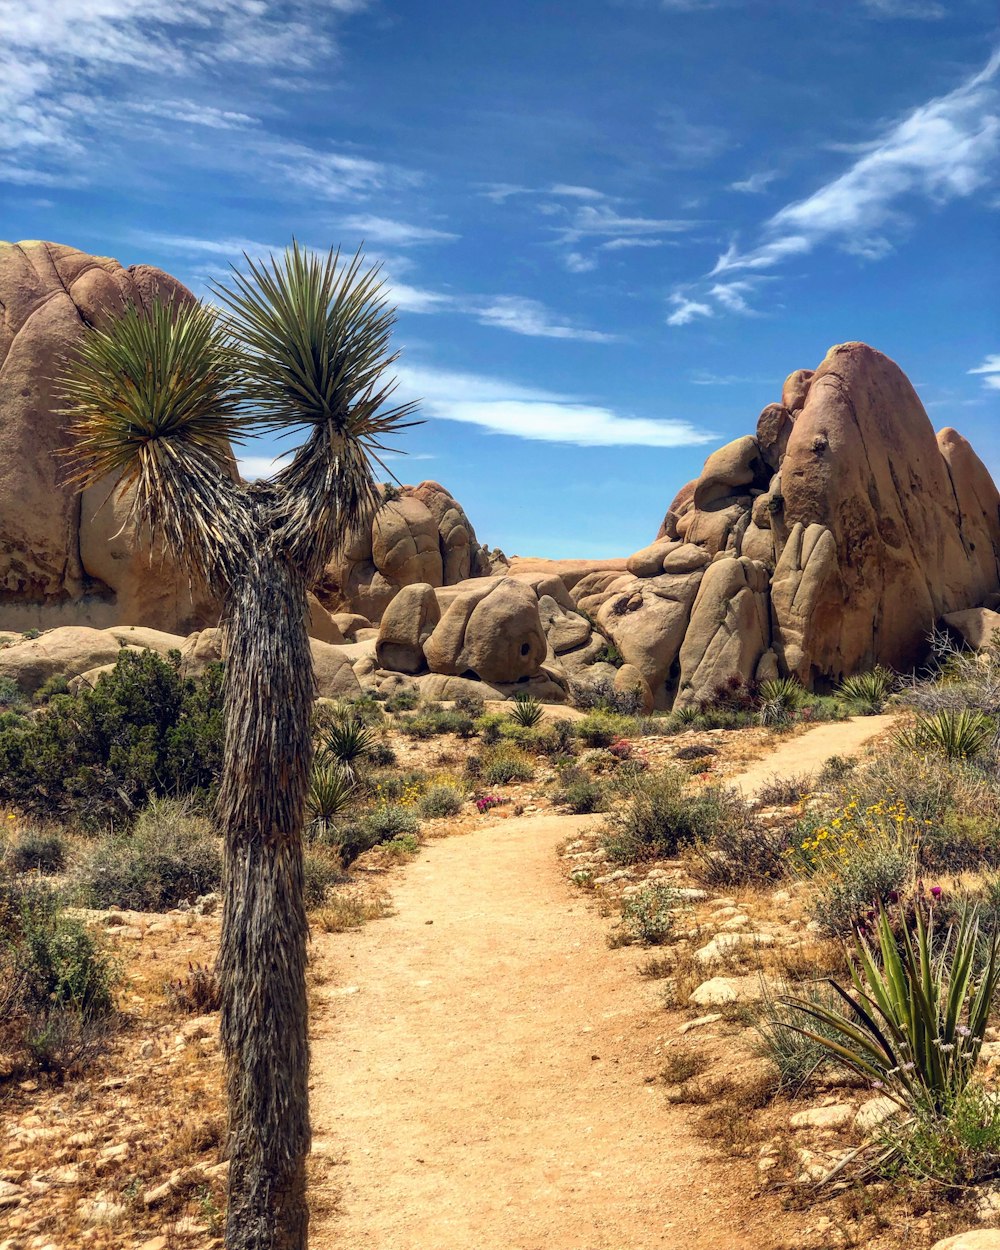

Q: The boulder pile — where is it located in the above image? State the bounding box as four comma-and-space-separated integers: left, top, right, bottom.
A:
1, 240, 997, 709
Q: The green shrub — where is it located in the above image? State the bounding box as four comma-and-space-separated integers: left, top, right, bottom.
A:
619, 884, 683, 945
367, 740, 398, 767
749, 979, 847, 1091
808, 841, 914, 939
384, 689, 420, 713
880, 1084, 1000, 1184
78, 798, 221, 911
575, 711, 626, 747
0, 676, 23, 708
33, 674, 70, 705
475, 711, 506, 744
509, 694, 543, 728
400, 709, 475, 739
418, 783, 465, 818
481, 742, 535, 785
305, 762, 356, 841
364, 804, 420, 843
602, 768, 746, 865
686, 814, 790, 887
554, 770, 607, 814
569, 676, 643, 716
302, 849, 345, 907
453, 691, 486, 717
321, 712, 378, 775
9, 830, 66, 875
0, 650, 224, 827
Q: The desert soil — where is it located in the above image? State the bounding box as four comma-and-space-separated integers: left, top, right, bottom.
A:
308, 715, 897, 1250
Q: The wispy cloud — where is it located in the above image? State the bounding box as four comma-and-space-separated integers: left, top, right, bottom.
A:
666, 295, 713, 327
969, 354, 1000, 391
131, 99, 260, 130
337, 215, 458, 246
729, 170, 779, 194
714, 49, 1000, 277
396, 364, 716, 448
862, 0, 946, 18
557, 204, 696, 246
472, 296, 618, 343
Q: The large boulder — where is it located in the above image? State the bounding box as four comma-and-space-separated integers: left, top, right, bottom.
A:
774, 343, 1000, 681
0, 241, 216, 635
0, 626, 128, 694
675, 557, 771, 709
375, 583, 440, 674
422, 576, 547, 684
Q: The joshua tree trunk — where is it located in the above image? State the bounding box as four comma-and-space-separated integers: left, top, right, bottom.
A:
216, 542, 314, 1250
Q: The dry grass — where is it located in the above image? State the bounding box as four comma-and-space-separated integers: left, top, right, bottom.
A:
311, 888, 394, 933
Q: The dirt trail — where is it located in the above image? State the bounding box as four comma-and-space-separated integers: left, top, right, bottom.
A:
309, 813, 787, 1250
727, 714, 897, 800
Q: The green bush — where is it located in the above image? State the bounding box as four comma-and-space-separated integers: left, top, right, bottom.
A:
367, 740, 398, 767
9, 830, 66, 875
509, 694, 543, 728
481, 742, 535, 786
302, 849, 345, 907
400, 708, 475, 739
474, 711, 506, 744
453, 691, 486, 717
554, 771, 607, 814
620, 884, 683, 945
33, 674, 70, 705
748, 979, 847, 1091
837, 665, 897, 714
808, 840, 913, 939
880, 1084, 1000, 1185
0, 676, 23, 708
77, 798, 221, 911
602, 768, 747, 865
418, 783, 465, 818
896, 708, 995, 760
363, 803, 420, 843
575, 711, 631, 747
384, 689, 419, 713
0, 650, 224, 827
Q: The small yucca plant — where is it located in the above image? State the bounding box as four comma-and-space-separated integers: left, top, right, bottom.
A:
509, 693, 543, 729
757, 676, 805, 727
321, 712, 378, 777
306, 761, 357, 840
781, 903, 1000, 1116
896, 708, 995, 761
838, 666, 897, 714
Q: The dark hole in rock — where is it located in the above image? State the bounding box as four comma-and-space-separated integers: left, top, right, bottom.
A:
517, 674, 530, 683
460, 669, 479, 681
520, 642, 531, 656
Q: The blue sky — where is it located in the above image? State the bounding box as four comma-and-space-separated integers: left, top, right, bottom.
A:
2, 1, 998, 559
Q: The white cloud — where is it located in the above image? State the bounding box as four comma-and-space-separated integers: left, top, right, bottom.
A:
396, 364, 716, 448
969, 354, 1000, 391
708, 280, 757, 314
131, 99, 259, 130
473, 296, 617, 343
666, 294, 713, 327
564, 252, 599, 273
238, 453, 292, 481
600, 237, 667, 251
729, 170, 779, 194
559, 204, 696, 244
862, 0, 946, 17
714, 49, 1000, 276
549, 183, 607, 200
137, 232, 284, 258
337, 215, 458, 246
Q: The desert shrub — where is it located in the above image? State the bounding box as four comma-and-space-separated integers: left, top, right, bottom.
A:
384, 689, 419, 713
363, 803, 420, 843
818, 754, 856, 785
757, 677, 806, 728
302, 849, 345, 906
880, 1083, 1000, 1185
418, 783, 465, 818
453, 691, 486, 717
9, 829, 66, 875
474, 711, 506, 744
602, 767, 746, 864
569, 675, 643, 716
753, 774, 812, 808
837, 665, 897, 714
686, 815, 791, 887
553, 769, 607, 814
480, 742, 535, 786
509, 693, 543, 728
33, 674, 70, 704
367, 739, 397, 767
0, 650, 224, 827
166, 962, 221, 1014
400, 708, 475, 739
0, 676, 23, 707
698, 673, 758, 714
619, 884, 684, 945
77, 798, 221, 911
898, 627, 1000, 719
463, 754, 483, 781
369, 770, 427, 806
575, 711, 624, 747
320, 712, 378, 775
0, 869, 118, 1076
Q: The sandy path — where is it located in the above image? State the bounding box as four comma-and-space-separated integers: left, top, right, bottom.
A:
309, 814, 784, 1250
727, 714, 897, 799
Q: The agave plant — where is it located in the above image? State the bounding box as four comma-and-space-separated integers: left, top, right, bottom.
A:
509, 693, 543, 729
896, 708, 995, 760
306, 760, 357, 841
781, 903, 1000, 1116
321, 711, 378, 777
838, 666, 897, 714
59, 243, 417, 1248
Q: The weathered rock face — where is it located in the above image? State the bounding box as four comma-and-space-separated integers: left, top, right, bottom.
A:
422, 576, 548, 685
773, 343, 1000, 682
322, 481, 502, 622
0, 241, 215, 635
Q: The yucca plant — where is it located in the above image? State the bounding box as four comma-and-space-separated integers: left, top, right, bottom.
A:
509, 693, 543, 729
781, 903, 1000, 1117
321, 711, 378, 778
59, 243, 417, 1249
305, 761, 357, 841
758, 676, 805, 709
838, 666, 897, 714
896, 708, 995, 761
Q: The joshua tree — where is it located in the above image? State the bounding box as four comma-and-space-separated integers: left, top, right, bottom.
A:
59, 245, 416, 1248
